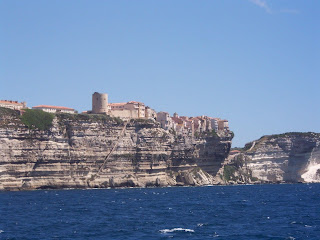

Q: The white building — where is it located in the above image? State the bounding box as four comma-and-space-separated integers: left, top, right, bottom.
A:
0, 100, 27, 110
32, 105, 76, 114
209, 118, 220, 132
218, 119, 229, 131
109, 101, 156, 120
145, 106, 157, 120
156, 112, 175, 130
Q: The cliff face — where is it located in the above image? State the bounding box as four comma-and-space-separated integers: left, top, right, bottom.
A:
220, 133, 320, 184
0, 110, 232, 190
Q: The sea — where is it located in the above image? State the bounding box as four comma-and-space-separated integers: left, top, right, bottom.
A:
0, 184, 320, 240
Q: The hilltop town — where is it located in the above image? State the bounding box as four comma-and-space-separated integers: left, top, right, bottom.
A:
0, 92, 229, 137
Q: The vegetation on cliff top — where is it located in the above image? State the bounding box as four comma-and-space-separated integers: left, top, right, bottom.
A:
21, 109, 54, 131
264, 132, 318, 139
0, 108, 124, 129
243, 132, 319, 152
129, 118, 158, 128
56, 113, 123, 124
0, 107, 19, 117
0, 107, 21, 128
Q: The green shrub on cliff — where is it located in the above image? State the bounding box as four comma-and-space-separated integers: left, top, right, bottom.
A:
0, 107, 19, 117
21, 109, 54, 131
223, 165, 237, 181
56, 113, 123, 124
230, 131, 235, 139
266, 132, 316, 139
210, 129, 219, 137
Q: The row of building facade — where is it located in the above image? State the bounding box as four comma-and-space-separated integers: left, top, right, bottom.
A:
0, 100, 27, 110
90, 92, 156, 120
91, 92, 229, 135
157, 112, 229, 136
0, 100, 76, 114
1, 92, 229, 135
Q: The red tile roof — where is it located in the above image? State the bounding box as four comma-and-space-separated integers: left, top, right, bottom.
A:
180, 116, 189, 120
109, 103, 126, 106
0, 100, 23, 105
127, 101, 144, 105
230, 150, 241, 153
172, 117, 184, 124
33, 105, 74, 110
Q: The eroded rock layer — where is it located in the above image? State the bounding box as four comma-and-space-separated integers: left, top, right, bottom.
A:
0, 111, 232, 190
219, 133, 320, 184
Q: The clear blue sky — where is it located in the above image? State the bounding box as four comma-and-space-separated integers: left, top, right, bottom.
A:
1, 0, 319, 147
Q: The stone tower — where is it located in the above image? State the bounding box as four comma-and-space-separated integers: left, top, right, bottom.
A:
92, 92, 108, 114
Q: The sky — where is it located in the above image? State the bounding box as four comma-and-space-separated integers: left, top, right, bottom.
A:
1, 0, 319, 147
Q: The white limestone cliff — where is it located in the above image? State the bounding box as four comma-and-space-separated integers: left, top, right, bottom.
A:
0, 109, 232, 190
220, 133, 320, 184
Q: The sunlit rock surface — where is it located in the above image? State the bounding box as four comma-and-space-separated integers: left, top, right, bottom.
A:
220, 133, 320, 184
0, 110, 232, 190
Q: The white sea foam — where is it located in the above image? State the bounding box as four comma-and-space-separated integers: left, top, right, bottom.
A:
0, 230, 4, 233
301, 163, 320, 182
212, 232, 219, 238
159, 228, 195, 233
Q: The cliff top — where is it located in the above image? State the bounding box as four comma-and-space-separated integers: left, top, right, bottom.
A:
262, 132, 319, 139
0, 107, 19, 117
56, 112, 123, 124
243, 132, 320, 152
0, 108, 161, 132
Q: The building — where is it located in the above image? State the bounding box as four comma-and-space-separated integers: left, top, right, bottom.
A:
192, 118, 202, 133
194, 116, 213, 132
109, 101, 148, 120
145, 106, 157, 120
172, 116, 184, 132
92, 92, 108, 114
91, 92, 156, 120
229, 150, 241, 155
209, 118, 220, 132
157, 112, 175, 130
0, 100, 27, 110
108, 102, 127, 119
126, 101, 146, 119
32, 105, 76, 114
89, 92, 228, 131
218, 119, 229, 131
162, 113, 228, 136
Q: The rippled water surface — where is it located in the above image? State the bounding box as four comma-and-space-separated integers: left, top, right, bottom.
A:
1, 184, 320, 239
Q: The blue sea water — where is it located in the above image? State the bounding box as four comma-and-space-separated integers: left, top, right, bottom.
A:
0, 184, 320, 240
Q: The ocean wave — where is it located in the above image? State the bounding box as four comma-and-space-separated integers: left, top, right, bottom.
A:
159, 228, 195, 233
0, 230, 4, 233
